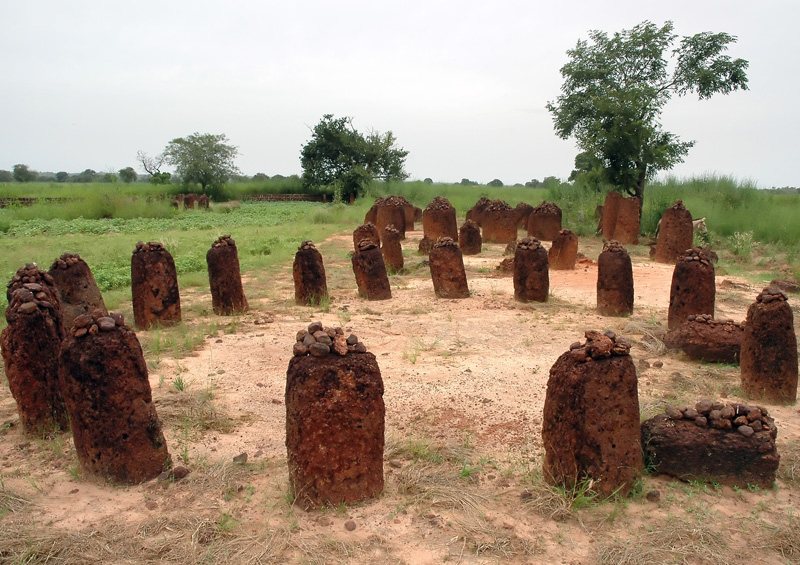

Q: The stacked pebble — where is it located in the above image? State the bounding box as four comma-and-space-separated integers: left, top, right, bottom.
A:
134, 241, 167, 254
517, 236, 543, 253
212, 234, 237, 249
425, 196, 454, 211
486, 199, 512, 212
532, 201, 560, 215
357, 239, 378, 252
293, 321, 367, 357
686, 313, 741, 327
663, 399, 777, 438
7, 264, 59, 314
297, 240, 317, 253
757, 286, 789, 304
51, 253, 82, 271
678, 246, 714, 266
71, 311, 126, 338
602, 240, 625, 254
568, 330, 632, 361
433, 236, 458, 249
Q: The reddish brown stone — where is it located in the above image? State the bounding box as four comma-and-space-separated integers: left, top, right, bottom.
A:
458, 219, 482, 255
664, 315, 743, 364
418, 235, 435, 255
465, 197, 491, 226
183, 194, 199, 209
548, 230, 578, 270
601, 192, 622, 239
668, 247, 715, 330
482, 200, 518, 244
513, 237, 549, 303
740, 288, 798, 404
364, 198, 383, 225
514, 202, 534, 228
48, 253, 107, 329
597, 241, 634, 316
527, 201, 562, 241
286, 350, 384, 509
293, 241, 328, 306
381, 225, 404, 273
614, 196, 640, 245
375, 197, 407, 239
131, 242, 182, 330
58, 313, 170, 484
429, 238, 469, 298
654, 201, 693, 264
197, 194, 210, 209
353, 223, 380, 251
542, 331, 642, 497
422, 196, 458, 242
207, 235, 249, 315
351, 241, 391, 300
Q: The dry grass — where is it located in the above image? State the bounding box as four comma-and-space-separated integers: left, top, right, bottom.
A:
156, 387, 235, 434
623, 318, 667, 356
0, 480, 30, 514
395, 462, 488, 519
752, 518, 800, 561
453, 518, 546, 559
777, 440, 800, 486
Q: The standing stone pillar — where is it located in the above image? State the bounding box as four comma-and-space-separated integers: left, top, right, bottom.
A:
654, 200, 693, 264
293, 241, 328, 306
482, 200, 518, 244
207, 235, 249, 315
1, 264, 68, 436
542, 331, 642, 497
48, 253, 107, 329
429, 237, 469, 298
381, 225, 404, 273
740, 287, 798, 404
364, 198, 384, 225
131, 241, 181, 330
614, 196, 641, 245
422, 196, 458, 242
376, 198, 406, 240
458, 219, 482, 255
514, 202, 534, 229
353, 223, 380, 251
527, 201, 562, 241
287, 322, 384, 509
352, 240, 392, 300
548, 229, 578, 270
513, 237, 549, 303
597, 241, 634, 316
601, 192, 622, 239
667, 247, 715, 330
466, 197, 491, 226
58, 312, 171, 484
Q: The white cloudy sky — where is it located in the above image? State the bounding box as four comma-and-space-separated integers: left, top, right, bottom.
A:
2, 1, 797, 187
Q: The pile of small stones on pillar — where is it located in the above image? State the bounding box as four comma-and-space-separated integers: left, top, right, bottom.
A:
48, 252, 107, 328
513, 237, 549, 303
481, 200, 518, 244
641, 399, 779, 488
654, 200, 694, 264
422, 196, 458, 242
548, 229, 578, 270
542, 330, 642, 497
351, 240, 392, 300
375, 196, 407, 239
740, 287, 798, 404
465, 196, 491, 226
668, 247, 715, 330
596, 240, 633, 316
381, 225, 404, 273
292, 240, 328, 306
353, 222, 380, 250
131, 241, 182, 330
207, 235, 249, 315
1, 264, 68, 436
664, 314, 743, 364
527, 201, 562, 241
58, 311, 171, 484
286, 322, 384, 509
458, 219, 482, 255
428, 237, 469, 298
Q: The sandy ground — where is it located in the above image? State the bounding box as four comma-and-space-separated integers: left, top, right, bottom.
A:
1, 227, 799, 564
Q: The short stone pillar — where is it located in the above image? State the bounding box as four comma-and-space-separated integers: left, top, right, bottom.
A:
740, 287, 798, 404
422, 196, 458, 242
197, 194, 210, 208
664, 315, 743, 364
601, 191, 622, 239
58, 311, 171, 484
131, 241, 181, 330
466, 196, 491, 226
667, 247, 715, 330
654, 200, 693, 264
292, 240, 328, 306
513, 237, 549, 303
514, 202, 534, 229
402, 199, 421, 231
286, 322, 384, 509
375, 197, 407, 239
548, 229, 578, 270
482, 200, 518, 244
381, 225, 404, 273
48, 253, 107, 329
527, 201, 562, 241
353, 223, 380, 251
542, 331, 642, 497
597, 241, 634, 316
614, 196, 640, 245
429, 238, 469, 298
352, 240, 392, 300
418, 235, 435, 255
458, 219, 482, 255
183, 194, 199, 209
207, 235, 249, 315
364, 198, 383, 225
1, 265, 68, 436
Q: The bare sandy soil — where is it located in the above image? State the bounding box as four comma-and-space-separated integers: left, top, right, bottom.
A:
1, 227, 799, 564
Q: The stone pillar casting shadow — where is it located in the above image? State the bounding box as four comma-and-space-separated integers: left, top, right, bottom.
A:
293, 241, 328, 306
654, 200, 693, 264
596, 241, 633, 316
207, 235, 249, 315
549, 229, 578, 270
458, 219, 482, 255
422, 196, 458, 242
381, 225, 404, 273
429, 237, 469, 298
513, 237, 549, 303
352, 240, 392, 300
667, 247, 715, 330
131, 241, 182, 330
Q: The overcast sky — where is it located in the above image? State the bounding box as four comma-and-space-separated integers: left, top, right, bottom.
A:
2, 1, 797, 187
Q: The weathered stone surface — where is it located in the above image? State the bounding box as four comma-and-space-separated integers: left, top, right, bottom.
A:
482, 200, 519, 244
364, 198, 382, 225
418, 235, 435, 255
526, 201, 562, 241
131, 242, 181, 330
664, 315, 743, 364
48, 253, 107, 328
548, 229, 578, 270
458, 219, 482, 255
353, 223, 380, 251
654, 201, 693, 264
351, 241, 391, 300
207, 235, 249, 315
614, 196, 640, 245
514, 202, 534, 228
293, 241, 328, 306
422, 196, 458, 242
740, 287, 798, 404
375, 197, 407, 240
286, 349, 384, 509
465, 196, 492, 226
542, 331, 641, 497
601, 192, 621, 240
668, 247, 715, 330
513, 237, 548, 303
770, 278, 800, 294
596, 241, 633, 316
58, 313, 170, 484
641, 407, 779, 488
429, 238, 469, 299
381, 225, 404, 273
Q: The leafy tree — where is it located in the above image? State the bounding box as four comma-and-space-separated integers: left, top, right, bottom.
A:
300, 114, 408, 200
102, 172, 117, 183
12, 164, 37, 183
525, 179, 542, 188
546, 20, 749, 206
251, 172, 270, 182
149, 172, 172, 185
460, 178, 478, 186
118, 167, 138, 183
0, 170, 12, 183
73, 169, 97, 183
423, 177, 433, 184
55, 171, 70, 182
164, 133, 240, 195
487, 178, 504, 187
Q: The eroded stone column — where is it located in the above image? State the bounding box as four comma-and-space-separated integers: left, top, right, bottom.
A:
596, 241, 633, 316
352, 240, 392, 300
654, 200, 693, 264
131, 241, 181, 330
48, 253, 107, 329
513, 237, 549, 303
667, 247, 715, 330
527, 201, 562, 241
381, 225, 404, 273
422, 196, 458, 242
207, 235, 248, 315
293, 240, 328, 306
482, 200, 518, 244
429, 237, 469, 298
458, 219, 482, 255
548, 229, 578, 270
